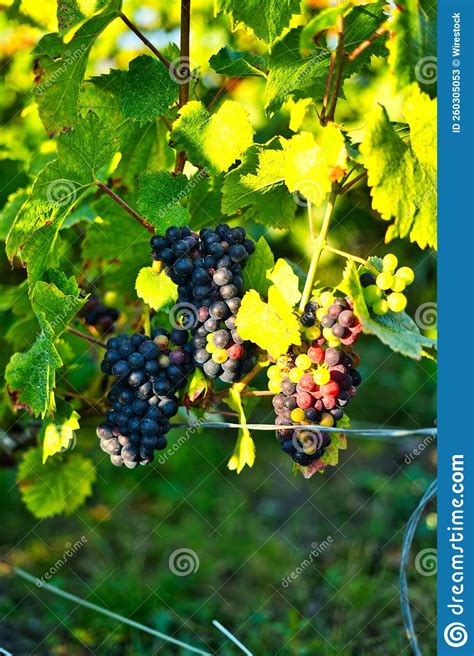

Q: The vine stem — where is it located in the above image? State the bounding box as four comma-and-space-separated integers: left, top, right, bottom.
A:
340, 171, 367, 194
119, 13, 176, 74
233, 362, 264, 394
307, 200, 316, 241
67, 327, 107, 349
96, 181, 154, 233
174, 0, 191, 174
298, 189, 338, 314
347, 22, 389, 61
324, 244, 378, 273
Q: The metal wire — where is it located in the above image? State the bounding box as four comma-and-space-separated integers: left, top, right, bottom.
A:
399, 479, 437, 656
172, 421, 437, 439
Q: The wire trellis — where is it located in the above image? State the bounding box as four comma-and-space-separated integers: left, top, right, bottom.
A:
399, 479, 437, 656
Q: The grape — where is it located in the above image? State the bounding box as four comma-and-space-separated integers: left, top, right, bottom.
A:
376, 272, 394, 290
382, 253, 398, 272
396, 266, 415, 285
372, 299, 389, 316
97, 331, 193, 467
79, 293, 120, 335
387, 292, 407, 312
359, 272, 376, 287
270, 296, 363, 469
150, 223, 256, 384
364, 285, 383, 305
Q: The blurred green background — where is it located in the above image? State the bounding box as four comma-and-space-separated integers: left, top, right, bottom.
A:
0, 1, 436, 654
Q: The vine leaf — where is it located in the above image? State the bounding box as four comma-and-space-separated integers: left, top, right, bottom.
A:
171, 100, 254, 174
236, 286, 301, 359
135, 267, 178, 312
387, 0, 436, 92
41, 401, 80, 463
243, 236, 275, 297
33, 0, 122, 134
120, 55, 179, 125
215, 0, 301, 44
187, 368, 210, 402
5, 319, 62, 417
209, 46, 267, 77
266, 3, 388, 116
31, 271, 86, 338
17, 448, 96, 519
360, 85, 437, 249
341, 259, 436, 359
226, 387, 256, 474
300, 3, 351, 49
138, 171, 190, 228
267, 258, 301, 307
221, 141, 295, 228
283, 126, 348, 207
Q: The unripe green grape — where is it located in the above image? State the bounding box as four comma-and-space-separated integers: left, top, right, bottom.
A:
376, 272, 394, 290
320, 291, 335, 307
396, 266, 415, 285
390, 276, 406, 292
382, 253, 398, 272
387, 292, 407, 312
372, 299, 389, 315
364, 284, 383, 305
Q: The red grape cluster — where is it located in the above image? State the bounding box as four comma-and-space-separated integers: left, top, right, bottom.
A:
269, 292, 362, 467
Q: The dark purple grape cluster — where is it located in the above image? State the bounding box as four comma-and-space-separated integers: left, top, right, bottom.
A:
80, 294, 119, 334
96, 328, 193, 468
150, 224, 257, 383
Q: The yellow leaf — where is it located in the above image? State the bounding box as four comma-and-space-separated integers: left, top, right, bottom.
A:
226, 387, 255, 474
236, 286, 301, 359
135, 267, 178, 311
267, 258, 301, 306
42, 411, 80, 463
283, 126, 348, 206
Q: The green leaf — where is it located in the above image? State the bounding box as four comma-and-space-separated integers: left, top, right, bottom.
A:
209, 46, 267, 77
359, 85, 437, 249
221, 141, 295, 228
341, 259, 436, 359
17, 448, 96, 518
187, 173, 224, 231
243, 236, 275, 297
114, 121, 165, 188
266, 4, 388, 115
236, 286, 301, 359
225, 387, 255, 474
5, 321, 63, 417
187, 368, 210, 403
138, 171, 190, 228
135, 267, 178, 312
33, 0, 122, 134
171, 100, 254, 174
387, 0, 436, 92
57, 0, 85, 30
215, 0, 301, 44
119, 55, 179, 125
41, 401, 80, 463
267, 258, 301, 306
265, 28, 328, 117
31, 274, 85, 338
283, 127, 347, 207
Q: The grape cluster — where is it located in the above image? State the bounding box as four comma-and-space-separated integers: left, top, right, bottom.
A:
80, 294, 119, 334
360, 254, 415, 315
96, 328, 193, 468
150, 224, 257, 383
269, 292, 362, 468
